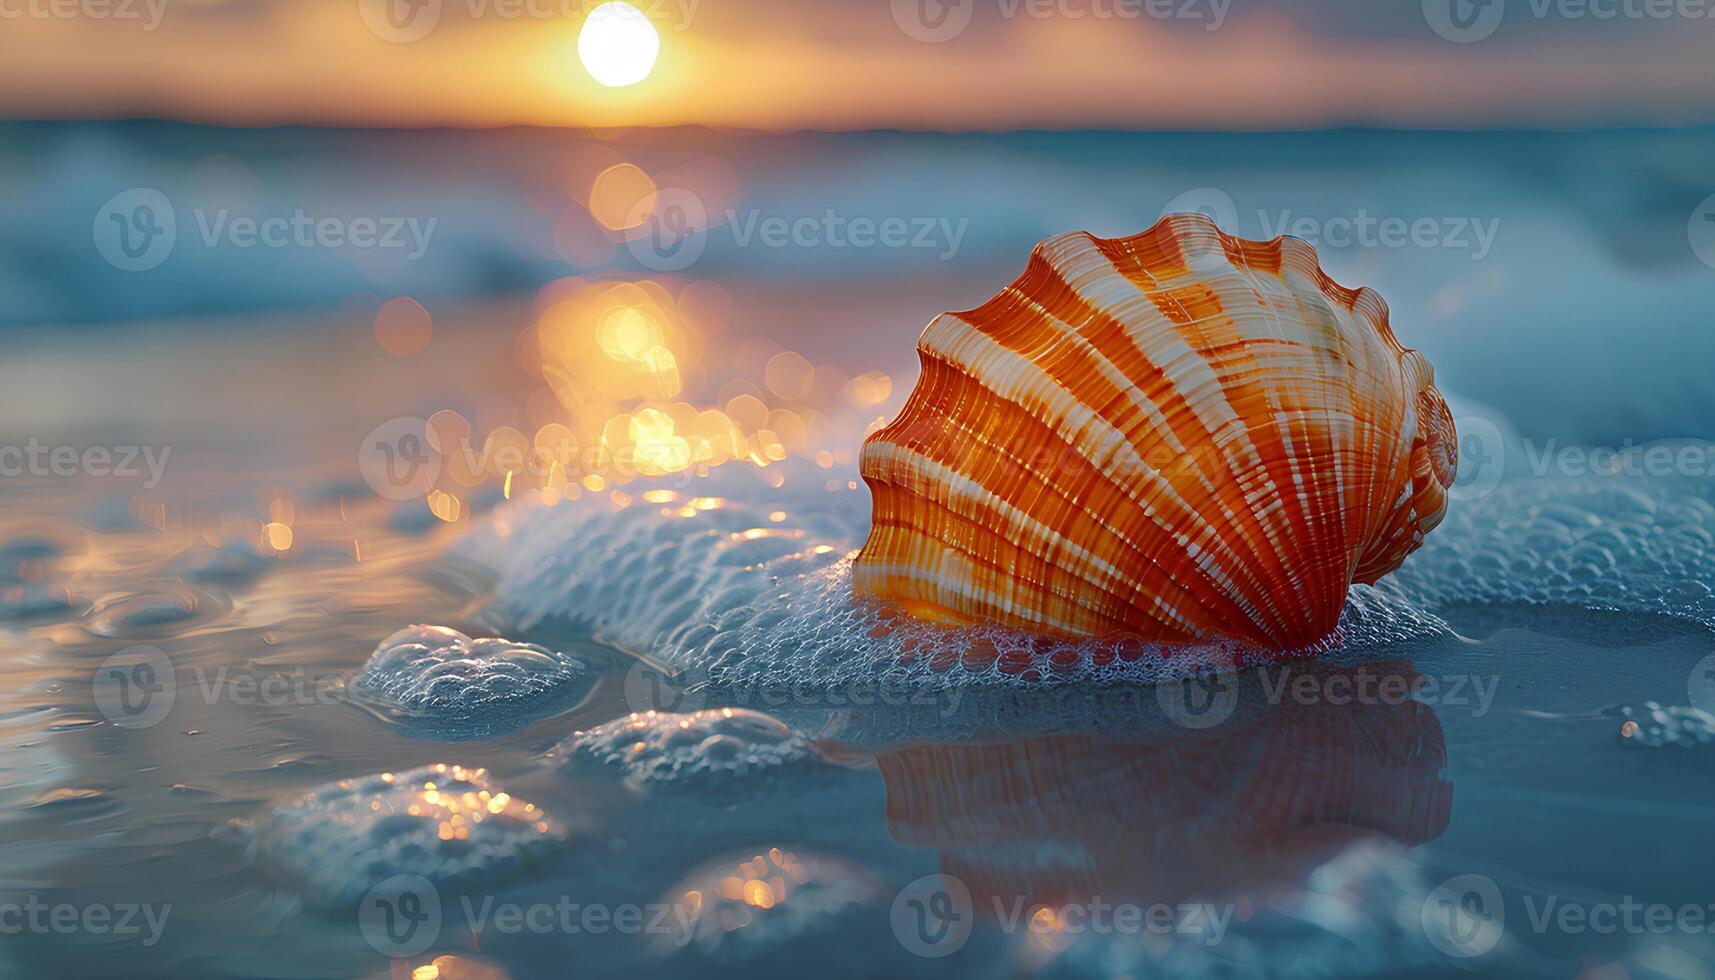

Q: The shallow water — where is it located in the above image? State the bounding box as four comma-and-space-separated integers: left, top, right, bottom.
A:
3, 434, 1714, 978
5, 127, 1715, 978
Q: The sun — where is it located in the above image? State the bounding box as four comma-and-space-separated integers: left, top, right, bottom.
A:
577, 2, 661, 88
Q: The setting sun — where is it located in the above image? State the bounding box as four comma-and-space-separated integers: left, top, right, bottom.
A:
577, 2, 660, 88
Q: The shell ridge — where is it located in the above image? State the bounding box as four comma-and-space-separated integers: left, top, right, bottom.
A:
1271, 255, 1417, 607
922, 286, 1296, 639
1093, 239, 1326, 635
1033, 240, 1316, 635
1255, 232, 1422, 561
963, 280, 1293, 633
864, 350, 1273, 637
1268, 263, 1377, 626
1177, 249, 1336, 629
865, 441, 1206, 636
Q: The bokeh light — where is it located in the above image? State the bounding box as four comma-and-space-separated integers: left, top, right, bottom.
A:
374, 296, 432, 356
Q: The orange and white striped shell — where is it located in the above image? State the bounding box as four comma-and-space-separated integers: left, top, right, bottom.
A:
854, 212, 1456, 650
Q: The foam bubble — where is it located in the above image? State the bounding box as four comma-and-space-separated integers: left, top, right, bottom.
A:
239, 763, 565, 907
547, 708, 819, 788
348, 626, 593, 739
1052, 842, 1451, 977
471, 483, 853, 644
1384, 475, 1715, 627
652, 848, 879, 961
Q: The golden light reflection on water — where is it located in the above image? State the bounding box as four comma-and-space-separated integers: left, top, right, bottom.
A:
329, 156, 901, 527
410, 955, 510, 980
93, 481, 467, 581
716, 849, 802, 919
408, 282, 891, 516
348, 763, 554, 840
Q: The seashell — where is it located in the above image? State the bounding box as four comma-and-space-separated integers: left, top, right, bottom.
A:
854, 213, 1456, 649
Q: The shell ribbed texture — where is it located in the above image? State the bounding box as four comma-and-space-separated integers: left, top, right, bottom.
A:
854, 213, 1456, 649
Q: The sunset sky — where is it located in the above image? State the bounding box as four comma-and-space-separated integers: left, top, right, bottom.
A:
5, 0, 1715, 130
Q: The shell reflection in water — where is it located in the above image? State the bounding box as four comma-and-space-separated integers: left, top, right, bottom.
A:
860, 660, 1451, 921
856, 214, 1456, 650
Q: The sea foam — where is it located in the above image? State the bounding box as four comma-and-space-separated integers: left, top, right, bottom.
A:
348, 625, 594, 739
239, 763, 566, 907
459, 408, 1715, 690
546, 708, 821, 789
